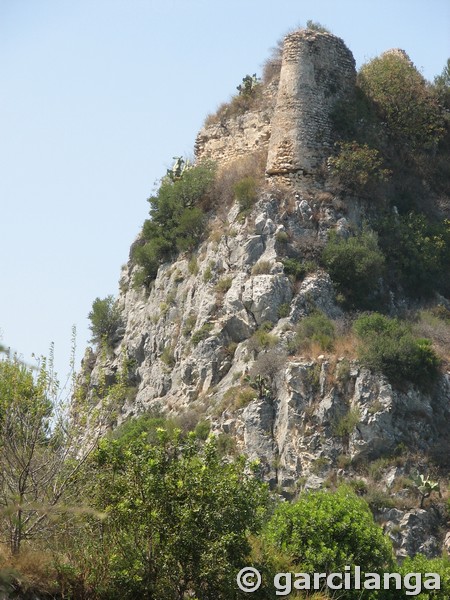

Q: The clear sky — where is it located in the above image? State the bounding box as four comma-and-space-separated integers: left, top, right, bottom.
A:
1, 0, 449, 380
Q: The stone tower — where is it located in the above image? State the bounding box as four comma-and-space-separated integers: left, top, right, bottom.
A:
266, 29, 356, 182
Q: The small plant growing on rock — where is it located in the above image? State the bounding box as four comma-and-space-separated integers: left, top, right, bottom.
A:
191, 323, 213, 346
251, 260, 272, 275
215, 276, 233, 294
413, 473, 441, 508
234, 176, 258, 213
88, 295, 122, 348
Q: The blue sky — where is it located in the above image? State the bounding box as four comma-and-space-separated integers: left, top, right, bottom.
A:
1, 0, 449, 380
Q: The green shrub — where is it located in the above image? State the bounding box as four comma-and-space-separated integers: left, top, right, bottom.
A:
281, 257, 314, 281
194, 419, 210, 440
203, 265, 213, 283
132, 161, 216, 286
333, 407, 360, 438
322, 229, 385, 309
188, 255, 199, 275
399, 555, 450, 599
358, 51, 444, 150
277, 303, 290, 319
251, 260, 272, 275
264, 486, 394, 583
160, 347, 175, 368
182, 314, 197, 336
248, 322, 278, 352
290, 311, 336, 353
328, 141, 391, 193
88, 295, 122, 347
375, 212, 450, 297
191, 323, 213, 346
353, 313, 440, 388
275, 230, 289, 244
215, 277, 233, 294
234, 176, 258, 212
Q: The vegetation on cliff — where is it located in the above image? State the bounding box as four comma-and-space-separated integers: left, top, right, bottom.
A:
2, 25, 450, 600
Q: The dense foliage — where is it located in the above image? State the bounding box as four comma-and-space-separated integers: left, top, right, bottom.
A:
264, 487, 394, 599
375, 213, 450, 298
358, 51, 444, 151
133, 161, 216, 287
354, 313, 440, 388
75, 426, 269, 600
322, 229, 385, 309
88, 295, 122, 347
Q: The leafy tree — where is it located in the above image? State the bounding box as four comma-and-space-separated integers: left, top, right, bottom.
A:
264, 487, 394, 598
353, 313, 440, 388
433, 58, 450, 110
376, 213, 450, 297
88, 295, 122, 348
358, 51, 444, 151
398, 554, 450, 599
322, 229, 385, 309
328, 141, 391, 193
133, 161, 216, 287
89, 428, 269, 599
237, 74, 260, 97
0, 351, 94, 555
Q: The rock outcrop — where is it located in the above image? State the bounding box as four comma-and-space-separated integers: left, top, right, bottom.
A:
77, 27, 450, 560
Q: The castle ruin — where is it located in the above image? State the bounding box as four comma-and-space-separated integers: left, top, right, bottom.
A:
195, 28, 356, 186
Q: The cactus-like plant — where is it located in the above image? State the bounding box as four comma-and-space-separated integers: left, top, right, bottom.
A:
413, 473, 441, 508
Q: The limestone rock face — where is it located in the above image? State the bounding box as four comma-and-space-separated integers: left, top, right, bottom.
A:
77, 28, 450, 561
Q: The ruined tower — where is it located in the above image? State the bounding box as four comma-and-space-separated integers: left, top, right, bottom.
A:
266, 29, 356, 182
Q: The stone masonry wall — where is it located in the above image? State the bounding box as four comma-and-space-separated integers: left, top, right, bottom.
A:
195, 30, 356, 186
266, 30, 356, 179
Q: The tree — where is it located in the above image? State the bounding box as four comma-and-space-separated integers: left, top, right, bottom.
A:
358, 51, 444, 151
433, 58, 450, 110
376, 212, 450, 297
322, 229, 385, 309
264, 487, 394, 599
89, 426, 269, 600
0, 351, 95, 554
353, 313, 440, 389
88, 295, 122, 347
133, 161, 216, 287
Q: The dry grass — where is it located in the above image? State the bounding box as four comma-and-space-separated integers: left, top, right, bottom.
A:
211, 151, 267, 217
413, 309, 450, 364
0, 545, 58, 597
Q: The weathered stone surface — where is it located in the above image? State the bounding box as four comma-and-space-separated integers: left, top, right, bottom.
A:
266, 30, 356, 177
76, 28, 450, 562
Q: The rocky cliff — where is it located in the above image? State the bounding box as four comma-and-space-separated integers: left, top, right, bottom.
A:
77, 27, 450, 560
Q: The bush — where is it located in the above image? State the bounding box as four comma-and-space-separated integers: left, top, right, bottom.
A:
375, 212, 450, 298
133, 161, 216, 286
358, 51, 444, 151
281, 257, 314, 281
91, 430, 269, 599
328, 141, 391, 193
251, 260, 272, 275
353, 313, 440, 388
88, 295, 122, 347
399, 555, 450, 599
264, 486, 394, 585
234, 176, 258, 213
191, 323, 213, 346
322, 229, 385, 309
289, 312, 336, 354
215, 277, 233, 294
248, 323, 278, 353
